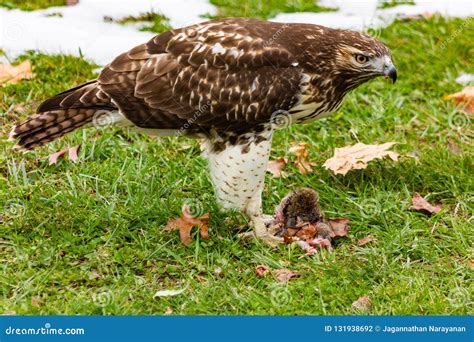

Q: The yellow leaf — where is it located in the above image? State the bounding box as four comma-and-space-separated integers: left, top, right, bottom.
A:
266, 157, 288, 178
0, 60, 34, 85
443, 86, 474, 114
323, 142, 399, 175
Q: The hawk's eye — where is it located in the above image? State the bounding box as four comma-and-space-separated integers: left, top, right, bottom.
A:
355, 54, 369, 64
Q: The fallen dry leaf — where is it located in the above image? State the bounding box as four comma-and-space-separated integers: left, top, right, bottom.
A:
447, 138, 461, 155
323, 142, 399, 175
199, 223, 209, 240
164, 206, 209, 246
31, 297, 42, 307
328, 218, 350, 238
0, 60, 34, 85
255, 265, 269, 277
289, 142, 317, 174
468, 261, 474, 270
48, 149, 67, 165
420, 11, 436, 19
443, 86, 474, 114
90, 269, 101, 280
48, 145, 81, 165
68, 145, 81, 162
274, 269, 298, 282
266, 157, 288, 178
214, 267, 223, 277
295, 223, 317, 240
154, 288, 186, 298
357, 235, 376, 246
410, 193, 441, 215
397, 12, 437, 21
2, 310, 17, 315
352, 295, 372, 311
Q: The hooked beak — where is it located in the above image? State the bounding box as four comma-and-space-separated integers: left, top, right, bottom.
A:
384, 64, 397, 83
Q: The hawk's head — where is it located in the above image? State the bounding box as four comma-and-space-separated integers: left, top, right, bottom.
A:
332, 31, 396, 85
302, 28, 396, 92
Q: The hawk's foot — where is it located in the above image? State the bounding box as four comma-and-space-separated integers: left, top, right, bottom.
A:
238, 214, 284, 247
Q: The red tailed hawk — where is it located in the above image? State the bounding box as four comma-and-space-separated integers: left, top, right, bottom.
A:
9, 18, 396, 245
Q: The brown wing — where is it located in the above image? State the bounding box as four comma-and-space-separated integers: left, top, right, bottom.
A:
98, 18, 303, 133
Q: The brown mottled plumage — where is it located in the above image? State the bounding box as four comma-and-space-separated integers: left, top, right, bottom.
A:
9, 18, 396, 245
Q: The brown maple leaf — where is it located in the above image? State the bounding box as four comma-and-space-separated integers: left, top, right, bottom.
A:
31, 297, 42, 307
48, 145, 81, 165
410, 193, 441, 215
323, 142, 399, 175
266, 157, 288, 178
295, 223, 317, 240
357, 235, 377, 246
443, 86, 474, 114
0, 60, 34, 85
164, 205, 209, 245
255, 265, 269, 277
274, 269, 299, 282
289, 142, 317, 174
352, 295, 372, 311
328, 218, 350, 238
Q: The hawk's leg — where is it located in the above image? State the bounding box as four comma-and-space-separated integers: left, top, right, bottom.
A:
202, 129, 283, 246
243, 183, 284, 246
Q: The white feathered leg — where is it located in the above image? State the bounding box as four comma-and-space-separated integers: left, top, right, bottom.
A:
202, 129, 282, 245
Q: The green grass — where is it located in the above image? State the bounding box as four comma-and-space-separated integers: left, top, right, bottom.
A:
0, 0, 64, 11
378, 0, 415, 9
205, 0, 336, 20
1, 16, 473, 315
116, 11, 173, 34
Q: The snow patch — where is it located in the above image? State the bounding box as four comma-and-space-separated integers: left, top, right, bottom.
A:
0, 0, 216, 66
0, 0, 472, 66
272, 0, 473, 31
456, 73, 474, 85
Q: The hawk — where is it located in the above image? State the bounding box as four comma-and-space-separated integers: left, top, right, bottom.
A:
9, 18, 396, 245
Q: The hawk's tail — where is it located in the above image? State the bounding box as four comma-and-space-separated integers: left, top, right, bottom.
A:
9, 80, 117, 150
